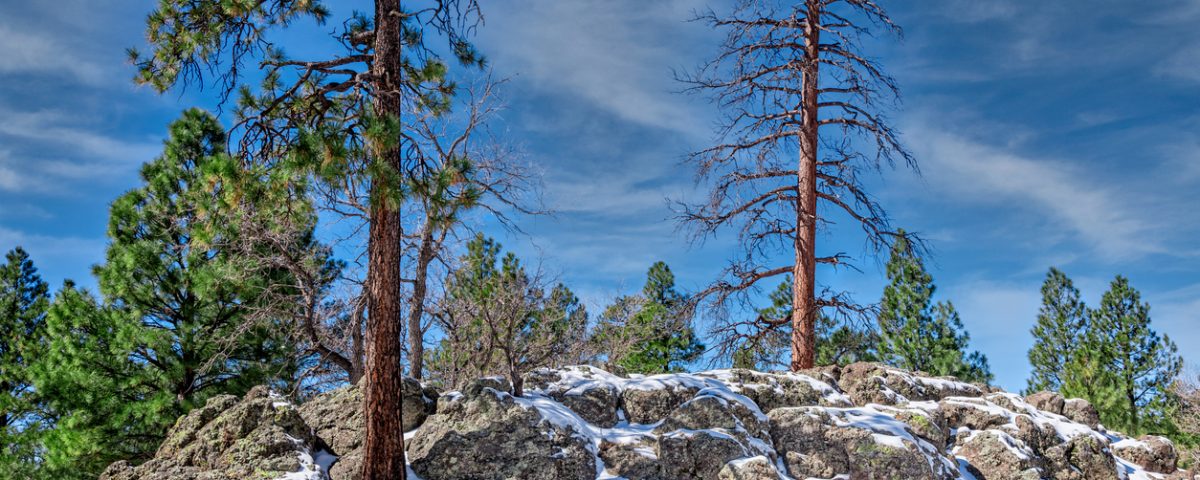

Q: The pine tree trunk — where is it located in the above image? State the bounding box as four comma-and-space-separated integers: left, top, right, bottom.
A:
406, 222, 436, 379
791, 1, 821, 372
362, 0, 406, 478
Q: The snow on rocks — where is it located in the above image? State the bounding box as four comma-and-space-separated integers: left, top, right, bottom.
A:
768, 405, 958, 480
1113, 436, 1180, 474
100, 362, 1195, 480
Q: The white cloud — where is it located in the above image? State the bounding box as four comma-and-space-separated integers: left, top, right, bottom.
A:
904, 122, 1168, 260
0, 106, 159, 195
1156, 43, 1200, 84
0, 23, 109, 84
481, 0, 712, 137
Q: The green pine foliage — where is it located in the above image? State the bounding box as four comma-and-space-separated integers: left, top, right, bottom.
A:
427, 234, 588, 395
1026, 267, 1088, 394
0, 247, 50, 477
1084, 276, 1182, 434
28, 110, 300, 477
732, 278, 879, 370
877, 233, 992, 384
591, 262, 704, 374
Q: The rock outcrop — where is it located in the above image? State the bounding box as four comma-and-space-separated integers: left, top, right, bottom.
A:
102, 362, 1197, 480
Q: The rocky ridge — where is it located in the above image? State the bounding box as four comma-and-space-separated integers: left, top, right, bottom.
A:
101, 363, 1195, 480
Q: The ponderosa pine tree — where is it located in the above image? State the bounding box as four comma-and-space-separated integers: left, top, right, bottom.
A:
681, 0, 918, 371
1026, 267, 1088, 394
591, 262, 704, 374
877, 235, 991, 383
0, 247, 49, 477
730, 277, 878, 370
1085, 276, 1182, 434
30, 111, 296, 477
131, 3, 484, 475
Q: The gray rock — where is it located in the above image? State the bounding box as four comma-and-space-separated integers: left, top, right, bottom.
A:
718, 455, 783, 480
701, 369, 841, 412
1025, 391, 1066, 416
553, 384, 620, 428
838, 362, 982, 406
1062, 398, 1100, 429
406, 387, 596, 480
656, 394, 769, 441
599, 440, 662, 480
99, 386, 321, 480
768, 407, 955, 480
954, 430, 1043, 479
1043, 435, 1120, 480
1113, 435, 1178, 474
622, 385, 699, 424
658, 429, 749, 480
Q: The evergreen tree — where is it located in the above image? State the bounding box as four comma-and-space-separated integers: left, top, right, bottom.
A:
29, 110, 297, 477
732, 278, 878, 370
877, 235, 992, 383
429, 234, 588, 395
1026, 267, 1088, 393
1086, 276, 1182, 434
0, 247, 50, 476
594, 262, 704, 374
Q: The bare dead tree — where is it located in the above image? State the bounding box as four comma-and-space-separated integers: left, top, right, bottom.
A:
400, 76, 545, 380
429, 237, 587, 396
679, 0, 919, 371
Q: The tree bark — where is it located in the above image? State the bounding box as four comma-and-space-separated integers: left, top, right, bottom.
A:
362, 0, 406, 478
405, 221, 436, 379
791, 1, 821, 372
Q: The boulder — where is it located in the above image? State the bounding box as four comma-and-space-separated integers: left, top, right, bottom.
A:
298, 383, 363, 456
768, 406, 956, 480
99, 386, 327, 480
656, 394, 769, 442
598, 440, 662, 480
406, 387, 596, 480
1113, 435, 1178, 474
700, 369, 848, 411
658, 429, 749, 480
718, 455, 783, 480
622, 385, 699, 424
1025, 391, 1066, 416
522, 366, 622, 427
838, 362, 983, 406
939, 397, 1012, 431
553, 383, 621, 428
1062, 398, 1100, 429
1043, 435, 1121, 480
877, 404, 950, 449
954, 430, 1042, 479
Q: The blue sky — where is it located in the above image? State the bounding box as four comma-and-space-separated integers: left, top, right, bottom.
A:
0, 0, 1197, 392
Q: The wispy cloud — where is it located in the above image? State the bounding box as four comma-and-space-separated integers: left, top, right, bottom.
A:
904, 122, 1169, 260
0, 23, 110, 85
0, 106, 159, 195
1156, 43, 1200, 83
481, 0, 713, 137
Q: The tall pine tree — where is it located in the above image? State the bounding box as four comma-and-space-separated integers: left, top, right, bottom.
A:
877, 234, 992, 383
1026, 267, 1088, 393
1086, 276, 1182, 434
30, 110, 298, 477
0, 247, 50, 477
